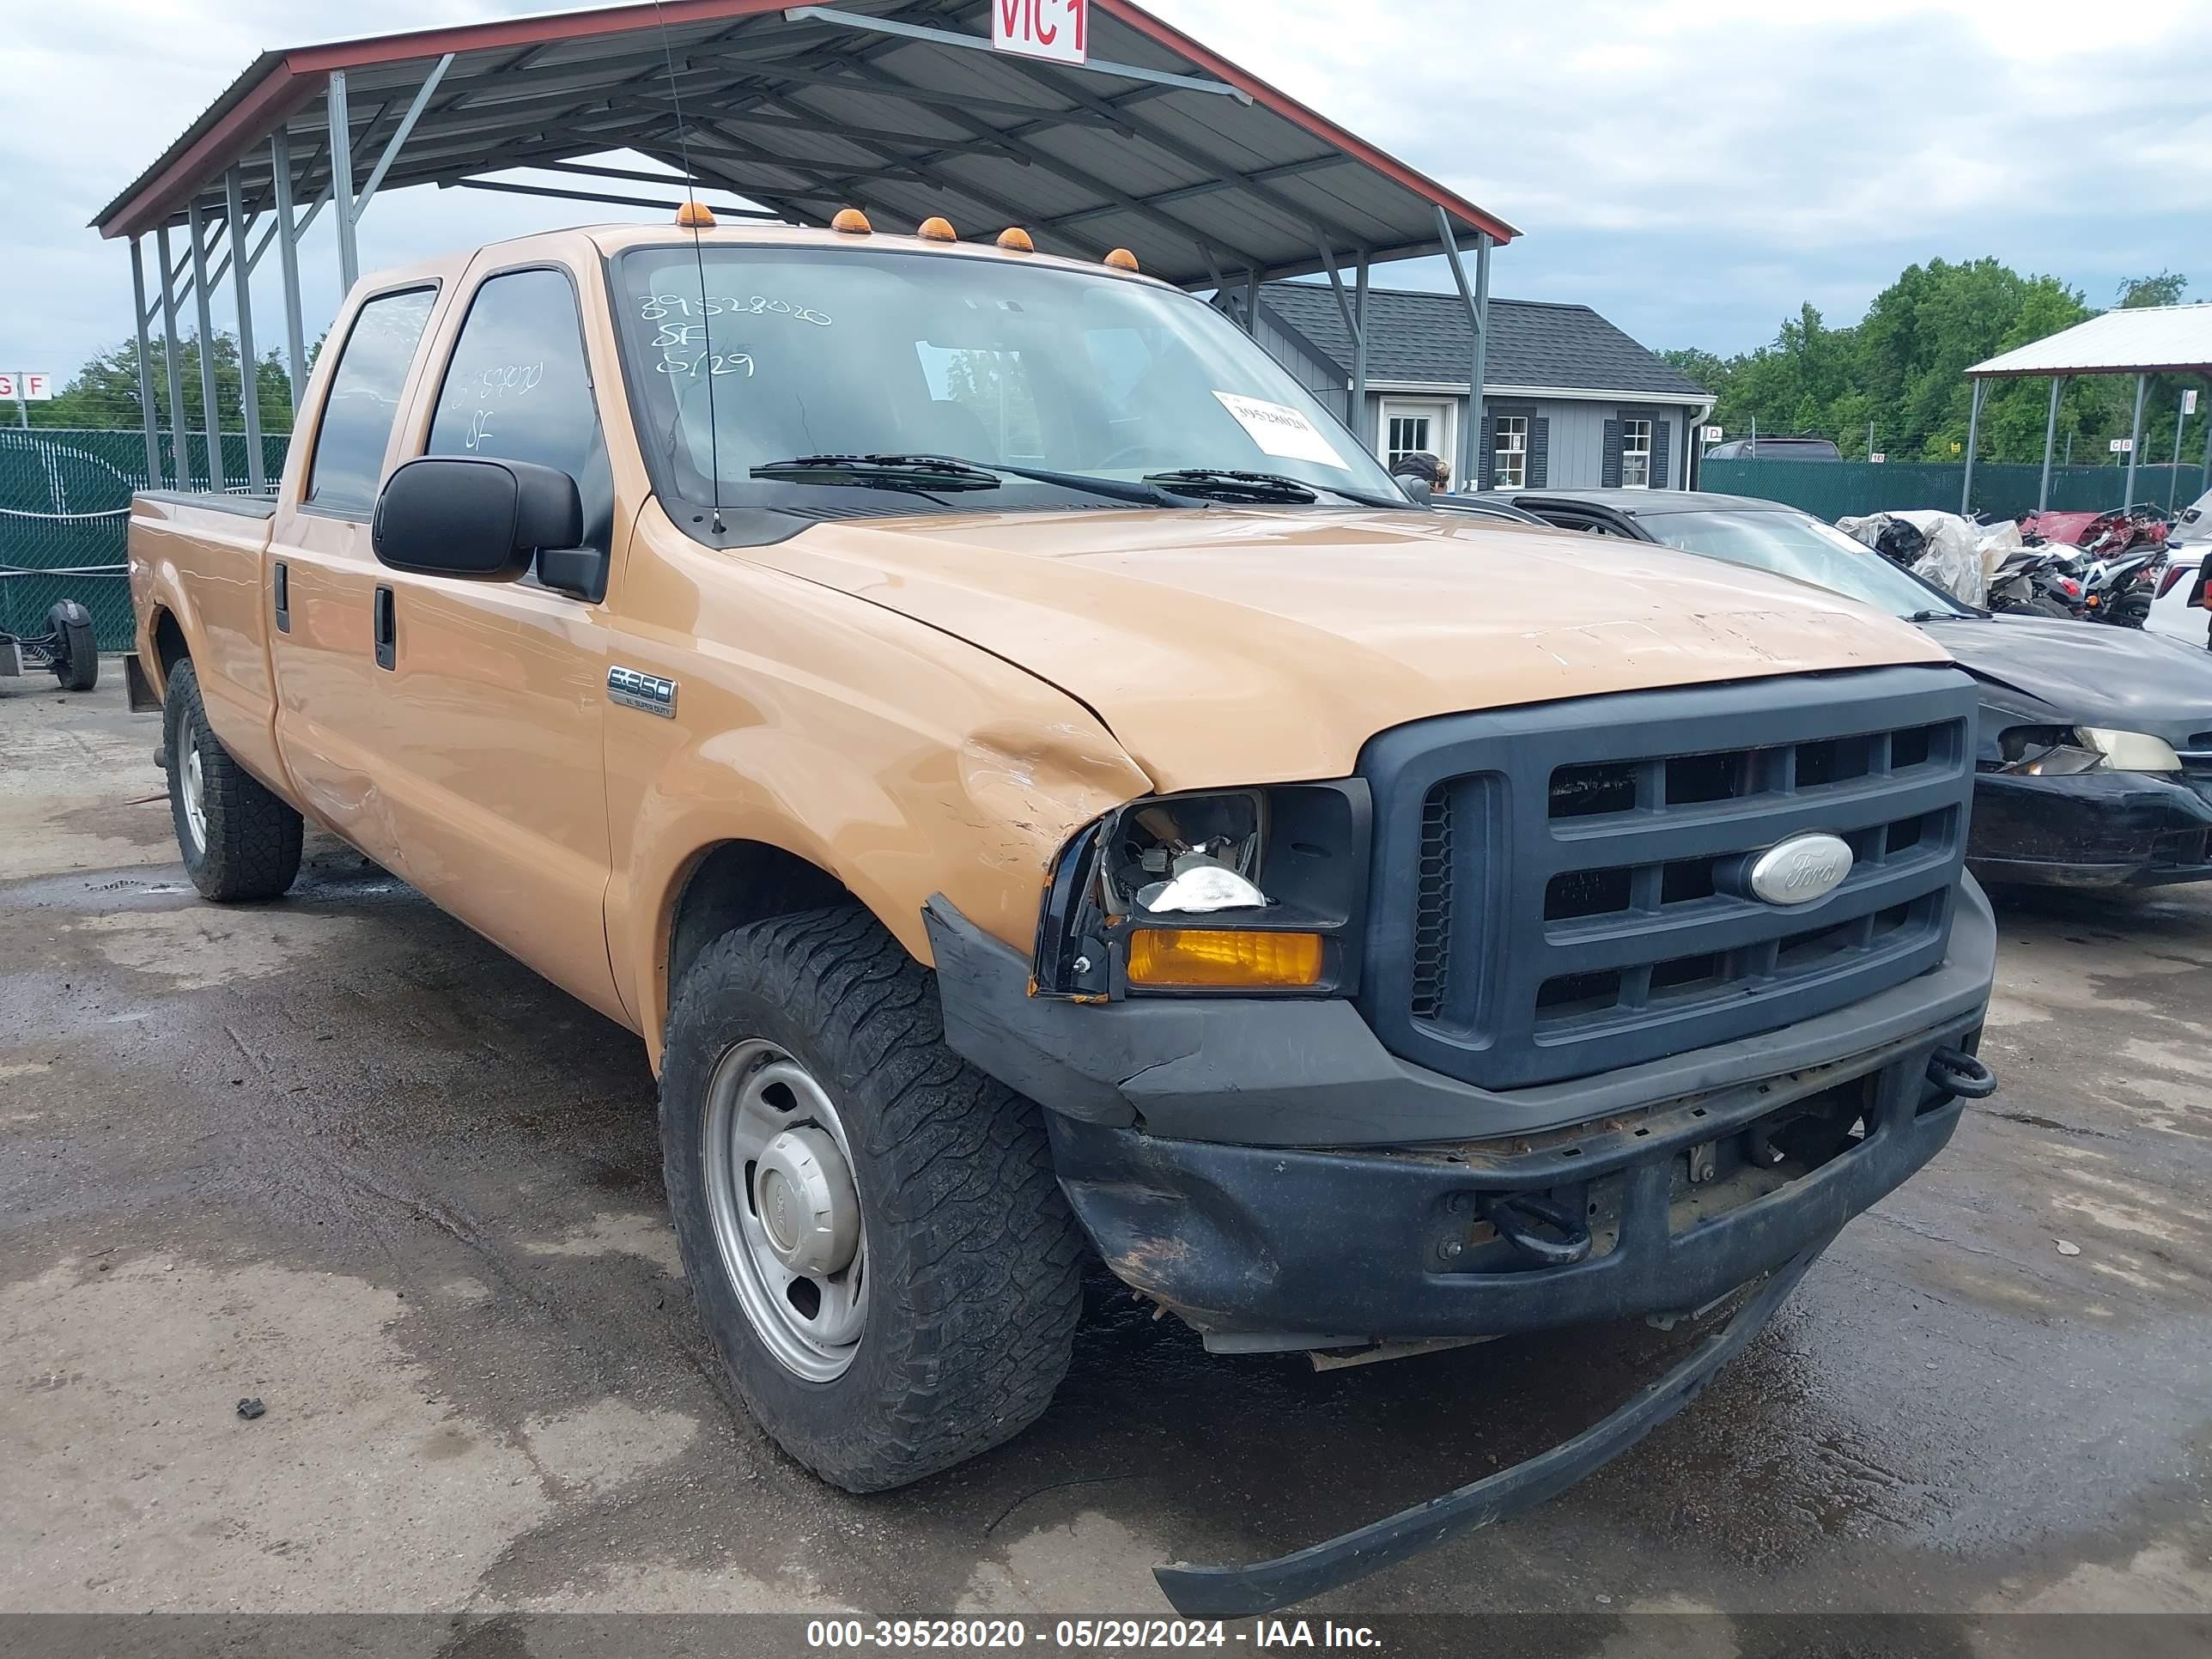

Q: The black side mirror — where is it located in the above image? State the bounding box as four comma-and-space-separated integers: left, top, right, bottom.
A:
1399, 476, 1434, 504
374, 457, 603, 599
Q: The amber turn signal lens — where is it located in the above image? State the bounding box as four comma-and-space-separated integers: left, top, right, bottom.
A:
1125, 929, 1324, 989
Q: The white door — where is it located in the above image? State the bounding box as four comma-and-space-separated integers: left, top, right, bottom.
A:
1378, 398, 1454, 477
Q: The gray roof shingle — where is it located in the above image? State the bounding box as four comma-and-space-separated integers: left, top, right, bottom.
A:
1261, 282, 1711, 400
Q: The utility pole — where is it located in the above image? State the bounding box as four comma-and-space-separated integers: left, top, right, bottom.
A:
2172, 392, 2191, 514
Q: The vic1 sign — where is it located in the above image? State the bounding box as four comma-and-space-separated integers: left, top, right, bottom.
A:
994, 0, 1087, 64
0, 373, 52, 401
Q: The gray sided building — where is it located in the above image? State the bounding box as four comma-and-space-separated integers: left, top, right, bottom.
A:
1256, 283, 1714, 492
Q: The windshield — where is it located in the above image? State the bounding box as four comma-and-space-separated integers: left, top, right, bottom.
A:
1640, 508, 1972, 619
613, 245, 1404, 514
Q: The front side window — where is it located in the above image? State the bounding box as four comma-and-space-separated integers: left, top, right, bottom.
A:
307, 286, 437, 514
427, 267, 614, 550
614, 246, 1406, 515
1620, 417, 1654, 489
1493, 415, 1528, 489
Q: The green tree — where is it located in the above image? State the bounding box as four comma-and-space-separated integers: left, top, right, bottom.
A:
30, 332, 295, 435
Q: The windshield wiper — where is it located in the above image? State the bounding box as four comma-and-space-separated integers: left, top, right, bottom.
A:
1143, 468, 1410, 510
750, 454, 1001, 494
751, 453, 1170, 507
1143, 468, 1319, 505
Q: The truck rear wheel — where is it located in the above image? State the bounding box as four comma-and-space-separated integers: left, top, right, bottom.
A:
163, 659, 303, 902
659, 903, 1084, 1492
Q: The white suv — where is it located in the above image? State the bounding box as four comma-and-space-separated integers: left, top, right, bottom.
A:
2147, 487, 2212, 647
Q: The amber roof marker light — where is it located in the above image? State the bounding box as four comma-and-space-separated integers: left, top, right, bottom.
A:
675, 199, 715, 229
918, 216, 957, 242
996, 227, 1035, 252
831, 207, 872, 234
1104, 248, 1139, 271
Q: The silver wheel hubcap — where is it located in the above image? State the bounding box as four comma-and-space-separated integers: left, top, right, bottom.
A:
179, 732, 209, 854
702, 1039, 867, 1382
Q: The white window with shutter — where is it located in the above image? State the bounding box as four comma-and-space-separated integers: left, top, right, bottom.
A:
1493, 415, 1528, 489
1621, 417, 1654, 489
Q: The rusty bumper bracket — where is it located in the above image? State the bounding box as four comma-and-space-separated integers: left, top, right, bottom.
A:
1152, 1230, 1837, 1618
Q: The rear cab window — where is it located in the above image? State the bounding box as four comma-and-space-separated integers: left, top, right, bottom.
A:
306, 286, 439, 515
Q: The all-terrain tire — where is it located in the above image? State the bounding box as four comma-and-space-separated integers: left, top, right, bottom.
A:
46, 601, 98, 691
163, 658, 303, 902
660, 903, 1085, 1492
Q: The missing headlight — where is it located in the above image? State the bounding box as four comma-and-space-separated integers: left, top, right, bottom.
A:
1101, 792, 1267, 915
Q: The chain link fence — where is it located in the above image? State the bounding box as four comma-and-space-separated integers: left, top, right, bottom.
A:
1700, 459, 2210, 525
0, 428, 290, 651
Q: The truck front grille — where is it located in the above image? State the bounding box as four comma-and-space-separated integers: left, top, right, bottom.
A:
1362, 666, 1979, 1091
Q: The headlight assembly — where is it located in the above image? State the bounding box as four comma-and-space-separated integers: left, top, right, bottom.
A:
1033, 783, 1370, 1000
1991, 725, 2183, 775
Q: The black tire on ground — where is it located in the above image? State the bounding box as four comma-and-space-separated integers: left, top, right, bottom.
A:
659, 903, 1085, 1492
2027, 597, 2078, 618
162, 658, 303, 902
46, 600, 98, 691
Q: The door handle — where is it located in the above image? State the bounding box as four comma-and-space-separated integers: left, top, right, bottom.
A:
273, 560, 290, 634
373, 584, 395, 671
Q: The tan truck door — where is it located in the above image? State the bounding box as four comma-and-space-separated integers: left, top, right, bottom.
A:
365, 262, 628, 1025
267, 282, 444, 875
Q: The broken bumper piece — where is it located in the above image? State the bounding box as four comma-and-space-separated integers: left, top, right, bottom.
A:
1151, 1232, 1832, 1618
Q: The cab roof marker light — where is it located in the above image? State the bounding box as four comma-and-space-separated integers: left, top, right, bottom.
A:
996, 227, 1036, 252
1104, 248, 1140, 271
674, 200, 715, 229
918, 216, 957, 242
830, 207, 872, 234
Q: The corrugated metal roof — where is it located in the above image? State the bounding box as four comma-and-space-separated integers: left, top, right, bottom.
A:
1262, 282, 1711, 399
1967, 304, 2212, 379
91, 0, 1517, 295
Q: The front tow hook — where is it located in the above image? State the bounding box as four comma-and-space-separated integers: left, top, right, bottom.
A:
1926, 1046, 1997, 1100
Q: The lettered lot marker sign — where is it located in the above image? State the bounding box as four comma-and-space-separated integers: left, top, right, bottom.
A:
994, 0, 1087, 64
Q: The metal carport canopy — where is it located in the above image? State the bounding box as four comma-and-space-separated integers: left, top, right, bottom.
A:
1956, 303, 2212, 515
91, 0, 1516, 282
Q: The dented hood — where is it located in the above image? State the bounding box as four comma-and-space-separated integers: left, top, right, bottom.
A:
760, 507, 1948, 791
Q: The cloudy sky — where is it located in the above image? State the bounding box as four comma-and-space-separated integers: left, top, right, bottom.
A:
4, 0, 2209, 389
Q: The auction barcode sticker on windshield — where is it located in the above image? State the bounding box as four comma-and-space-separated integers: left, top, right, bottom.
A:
1212, 390, 1347, 468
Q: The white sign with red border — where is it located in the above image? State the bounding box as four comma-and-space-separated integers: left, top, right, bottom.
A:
992, 0, 1087, 64
0, 372, 52, 401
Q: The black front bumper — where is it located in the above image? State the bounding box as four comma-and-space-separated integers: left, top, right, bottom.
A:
1048, 1022, 1973, 1343
1971, 769, 2212, 888
928, 884, 1993, 1346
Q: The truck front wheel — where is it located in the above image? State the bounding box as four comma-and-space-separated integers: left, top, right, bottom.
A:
162, 659, 303, 902
660, 903, 1084, 1492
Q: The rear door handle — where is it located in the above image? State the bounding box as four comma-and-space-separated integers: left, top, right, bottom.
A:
273, 560, 290, 634
373, 584, 395, 671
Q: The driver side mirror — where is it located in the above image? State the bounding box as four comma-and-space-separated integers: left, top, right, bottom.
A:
373, 456, 606, 601
1398, 476, 1434, 505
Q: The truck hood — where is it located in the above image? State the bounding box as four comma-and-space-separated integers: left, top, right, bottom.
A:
758, 507, 1948, 791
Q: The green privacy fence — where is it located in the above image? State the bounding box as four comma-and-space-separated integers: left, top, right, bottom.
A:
1699, 459, 2210, 525
0, 428, 291, 652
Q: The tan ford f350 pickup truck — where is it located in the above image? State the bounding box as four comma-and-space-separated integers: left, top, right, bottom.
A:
128, 216, 1996, 1612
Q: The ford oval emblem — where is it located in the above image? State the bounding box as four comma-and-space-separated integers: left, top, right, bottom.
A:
1749, 833, 1854, 906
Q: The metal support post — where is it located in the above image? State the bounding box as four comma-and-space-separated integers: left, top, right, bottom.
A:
1436, 208, 1482, 489
2038, 377, 2063, 513
156, 225, 189, 486
271, 128, 309, 413
224, 168, 267, 492
188, 198, 227, 492
2124, 371, 2146, 507
1960, 379, 1986, 515
129, 238, 164, 487
329, 70, 361, 295
1352, 249, 1370, 453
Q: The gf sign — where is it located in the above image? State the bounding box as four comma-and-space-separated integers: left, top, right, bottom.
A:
994, 0, 1087, 64
0, 372, 52, 401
